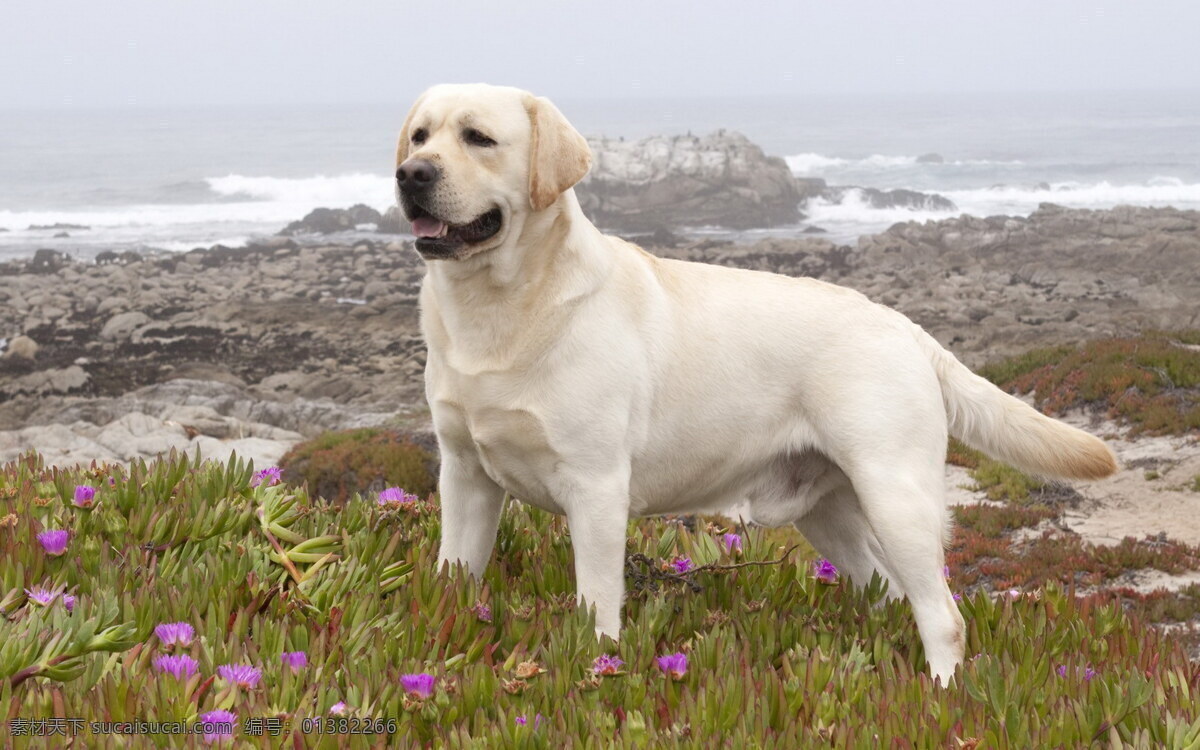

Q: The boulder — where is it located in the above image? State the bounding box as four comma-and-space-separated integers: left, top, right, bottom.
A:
823, 186, 957, 212
576, 130, 803, 231
1, 335, 38, 361
30, 249, 70, 274
377, 205, 413, 234
100, 311, 151, 341
280, 204, 383, 235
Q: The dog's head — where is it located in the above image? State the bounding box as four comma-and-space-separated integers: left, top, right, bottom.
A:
395, 84, 592, 261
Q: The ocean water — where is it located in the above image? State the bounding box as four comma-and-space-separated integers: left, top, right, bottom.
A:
1, 90, 1198, 259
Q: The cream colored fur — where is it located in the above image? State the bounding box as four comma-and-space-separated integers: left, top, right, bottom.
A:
396, 83, 1118, 684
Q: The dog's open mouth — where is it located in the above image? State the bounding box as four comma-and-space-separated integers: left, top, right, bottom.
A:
409, 205, 503, 258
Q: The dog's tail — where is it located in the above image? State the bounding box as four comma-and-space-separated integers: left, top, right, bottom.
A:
913, 327, 1117, 480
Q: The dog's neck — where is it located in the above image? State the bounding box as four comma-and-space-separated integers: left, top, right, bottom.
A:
421, 190, 612, 364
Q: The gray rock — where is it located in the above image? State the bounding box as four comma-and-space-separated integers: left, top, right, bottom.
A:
279, 204, 383, 235
100, 311, 151, 340
576, 130, 803, 231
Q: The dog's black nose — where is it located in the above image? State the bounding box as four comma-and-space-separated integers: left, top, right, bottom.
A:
395, 159, 439, 190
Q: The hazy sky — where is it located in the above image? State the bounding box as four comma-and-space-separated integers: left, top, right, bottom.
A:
3, 1, 1198, 109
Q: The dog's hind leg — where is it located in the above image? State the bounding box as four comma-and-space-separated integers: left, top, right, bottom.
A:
848, 466, 965, 685
793, 486, 902, 597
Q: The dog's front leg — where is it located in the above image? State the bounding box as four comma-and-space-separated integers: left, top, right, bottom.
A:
437, 450, 506, 577
566, 493, 630, 640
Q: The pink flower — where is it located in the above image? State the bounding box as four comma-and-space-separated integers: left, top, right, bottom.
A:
401, 672, 435, 698
217, 663, 262, 689
153, 654, 199, 680
813, 558, 838, 584
155, 622, 195, 649
25, 586, 59, 606
591, 654, 624, 675
722, 533, 743, 554
37, 529, 70, 556
670, 556, 693, 574
280, 651, 307, 673
378, 487, 419, 506
250, 466, 282, 488
199, 709, 235, 744
655, 652, 688, 680
73, 485, 96, 508
470, 602, 492, 622
329, 701, 348, 715
62, 593, 76, 612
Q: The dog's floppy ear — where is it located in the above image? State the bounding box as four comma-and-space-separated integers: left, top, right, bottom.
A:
395, 92, 428, 167
525, 95, 592, 211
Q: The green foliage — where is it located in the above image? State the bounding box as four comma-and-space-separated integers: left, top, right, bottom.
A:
3, 451, 1200, 747
977, 331, 1200, 436
278, 428, 437, 505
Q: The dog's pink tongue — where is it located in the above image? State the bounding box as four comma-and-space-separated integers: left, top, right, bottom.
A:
411, 217, 446, 238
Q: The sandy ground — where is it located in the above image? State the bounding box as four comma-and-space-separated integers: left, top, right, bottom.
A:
946, 409, 1200, 592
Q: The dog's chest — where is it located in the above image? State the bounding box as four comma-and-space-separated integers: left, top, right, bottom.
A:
429, 364, 566, 514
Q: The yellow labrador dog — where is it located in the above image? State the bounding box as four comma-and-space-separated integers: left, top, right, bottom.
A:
395, 83, 1117, 683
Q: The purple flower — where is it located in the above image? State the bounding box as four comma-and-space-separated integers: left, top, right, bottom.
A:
1084, 667, 1097, 681
952, 592, 963, 602
592, 654, 625, 675
515, 716, 527, 726
329, 701, 348, 715
670, 556, 693, 574
401, 672, 436, 698
280, 651, 307, 673
515, 714, 545, 728
155, 622, 195, 649
471, 602, 492, 622
73, 485, 96, 508
37, 529, 70, 557
1056, 664, 1068, 678
199, 709, 236, 744
25, 586, 59, 606
378, 487, 419, 506
722, 533, 743, 554
943, 565, 951, 579
153, 654, 199, 680
62, 593, 76, 612
813, 558, 838, 584
656, 652, 688, 680
217, 663, 262, 689
250, 466, 282, 488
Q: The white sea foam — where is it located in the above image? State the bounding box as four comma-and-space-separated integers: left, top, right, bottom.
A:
803, 179, 1200, 241
786, 152, 1022, 175
206, 172, 394, 209
0, 173, 395, 233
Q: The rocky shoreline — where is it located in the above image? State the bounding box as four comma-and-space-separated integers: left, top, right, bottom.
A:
1, 203, 1198, 468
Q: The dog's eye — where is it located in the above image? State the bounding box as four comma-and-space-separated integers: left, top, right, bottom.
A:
463, 128, 497, 147
411, 128, 428, 145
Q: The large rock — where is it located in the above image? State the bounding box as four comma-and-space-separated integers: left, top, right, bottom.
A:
100, 311, 151, 341
576, 130, 803, 231
821, 186, 957, 212
279, 204, 383, 235
1, 335, 38, 361
377, 205, 413, 234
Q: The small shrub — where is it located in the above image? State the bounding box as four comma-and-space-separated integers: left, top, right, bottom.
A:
977, 332, 1200, 436
279, 428, 437, 504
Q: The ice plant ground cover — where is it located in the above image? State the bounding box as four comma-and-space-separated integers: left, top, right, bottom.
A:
1, 450, 1199, 747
